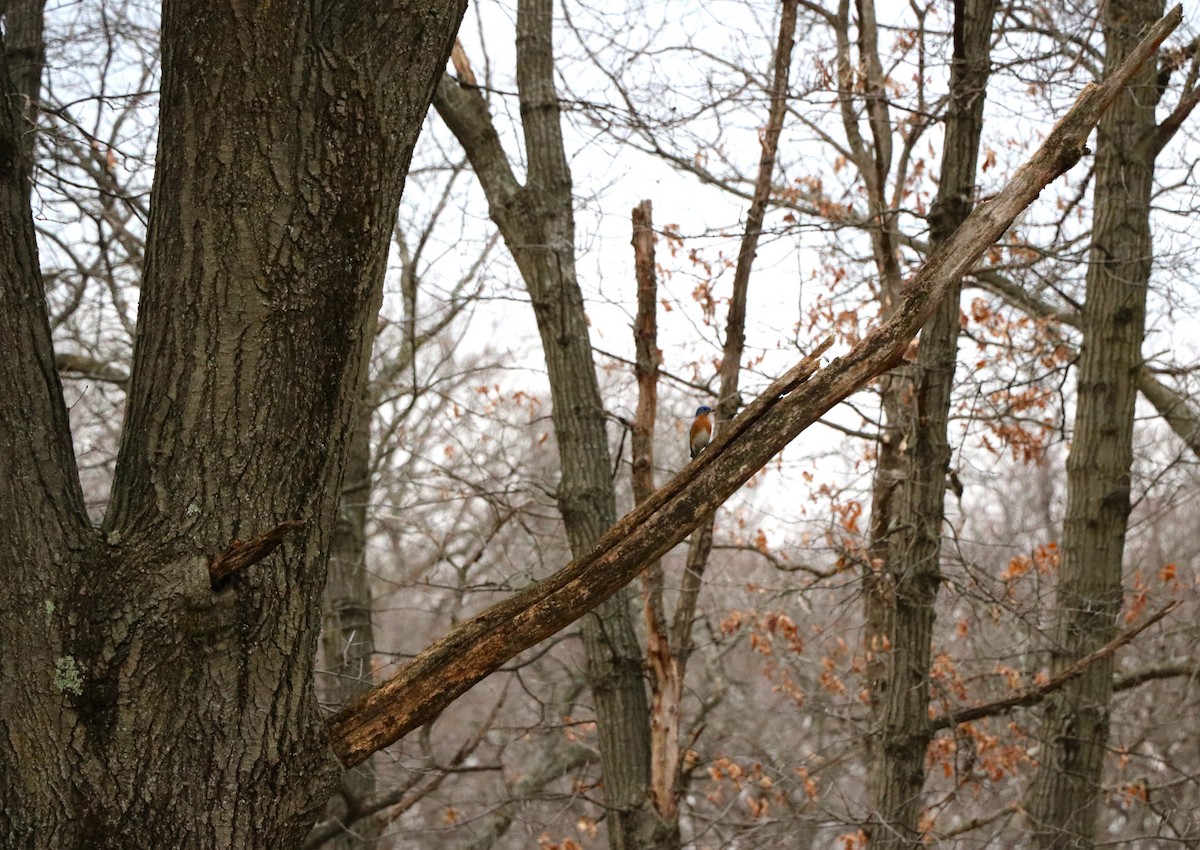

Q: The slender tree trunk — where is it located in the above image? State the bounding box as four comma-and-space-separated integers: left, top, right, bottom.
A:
663, 12, 798, 822
432, 5, 670, 846
0, 3, 466, 846
850, 0, 910, 711
864, 1, 996, 846
629, 6, 798, 840
1025, 2, 1165, 847
677, 0, 798, 651
847, 0, 924, 830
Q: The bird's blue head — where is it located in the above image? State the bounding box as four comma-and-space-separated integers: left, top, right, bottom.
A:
695, 405, 713, 417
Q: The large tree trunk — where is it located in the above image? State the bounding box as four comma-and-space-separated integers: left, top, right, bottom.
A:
864, 1, 996, 845
432, 4, 669, 847
1025, 2, 1165, 847
0, 3, 466, 847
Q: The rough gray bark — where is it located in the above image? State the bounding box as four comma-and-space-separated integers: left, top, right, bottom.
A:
431, 4, 670, 847
1025, 2, 1166, 847
0, 2, 467, 847
864, 1, 996, 846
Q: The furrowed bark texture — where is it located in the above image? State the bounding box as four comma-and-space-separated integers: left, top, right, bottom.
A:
851, 0, 914, 764
433, 6, 668, 847
864, 1, 996, 846
1026, 2, 1166, 847
325, 6, 1181, 764
2, 0, 44, 168
0, 26, 92, 848
0, 3, 466, 848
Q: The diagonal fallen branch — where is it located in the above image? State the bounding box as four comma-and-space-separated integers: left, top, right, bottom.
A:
323, 5, 1184, 768
930, 600, 1181, 732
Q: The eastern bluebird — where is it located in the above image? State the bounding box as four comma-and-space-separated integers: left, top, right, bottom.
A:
690, 405, 714, 459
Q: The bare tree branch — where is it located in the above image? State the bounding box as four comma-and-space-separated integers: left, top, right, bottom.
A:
930, 600, 1180, 732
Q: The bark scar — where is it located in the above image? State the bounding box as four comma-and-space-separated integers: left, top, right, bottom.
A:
209, 519, 306, 586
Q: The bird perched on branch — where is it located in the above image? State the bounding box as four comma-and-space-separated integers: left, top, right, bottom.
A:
690, 405, 714, 459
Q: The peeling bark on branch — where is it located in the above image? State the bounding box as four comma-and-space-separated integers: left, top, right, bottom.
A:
629, 199, 679, 826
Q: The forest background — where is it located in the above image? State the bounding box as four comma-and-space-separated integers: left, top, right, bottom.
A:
4, 0, 1200, 848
